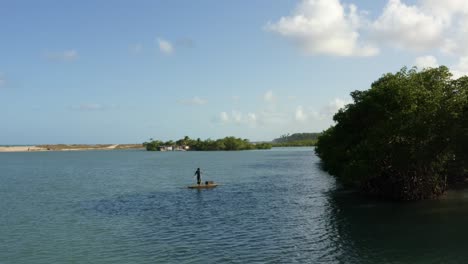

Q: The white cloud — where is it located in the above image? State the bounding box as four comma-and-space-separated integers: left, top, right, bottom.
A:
266, 0, 378, 57
247, 113, 257, 123
179, 96, 207, 106
323, 98, 347, 115
418, 0, 468, 55
157, 38, 174, 54
44, 50, 78, 61
263, 90, 276, 103
333, 98, 347, 109
440, 16, 468, 55
295, 105, 308, 122
421, 0, 468, 20
414, 55, 439, 69
411, 55, 468, 78
293, 98, 348, 122
214, 111, 258, 126
451, 57, 468, 79
371, 0, 445, 51
220, 112, 229, 123
232, 110, 243, 123
268, 0, 468, 57
213, 95, 351, 135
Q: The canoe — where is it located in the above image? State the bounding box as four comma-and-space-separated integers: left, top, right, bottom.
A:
187, 184, 218, 189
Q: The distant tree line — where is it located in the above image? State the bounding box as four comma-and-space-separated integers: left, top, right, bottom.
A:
272, 133, 320, 146
315, 66, 468, 201
143, 136, 272, 151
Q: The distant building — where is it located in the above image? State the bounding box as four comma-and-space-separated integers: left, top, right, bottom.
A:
158, 146, 172, 151
159, 145, 189, 151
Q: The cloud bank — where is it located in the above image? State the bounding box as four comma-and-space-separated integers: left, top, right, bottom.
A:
414, 55, 439, 69
266, 0, 378, 57
214, 90, 349, 130
267, 0, 468, 60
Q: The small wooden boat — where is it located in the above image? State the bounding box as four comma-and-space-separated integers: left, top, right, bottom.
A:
187, 183, 218, 189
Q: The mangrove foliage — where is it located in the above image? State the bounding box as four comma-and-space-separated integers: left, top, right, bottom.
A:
315, 66, 468, 201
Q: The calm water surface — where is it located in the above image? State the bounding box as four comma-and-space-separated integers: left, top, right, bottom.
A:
1, 148, 468, 263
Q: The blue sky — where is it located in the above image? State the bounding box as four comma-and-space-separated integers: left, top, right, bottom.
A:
1, 0, 468, 144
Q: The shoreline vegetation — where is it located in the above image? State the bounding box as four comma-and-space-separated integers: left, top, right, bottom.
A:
0, 144, 144, 152
271, 133, 319, 147
143, 133, 321, 151
1, 133, 320, 153
315, 66, 468, 201
143, 136, 272, 151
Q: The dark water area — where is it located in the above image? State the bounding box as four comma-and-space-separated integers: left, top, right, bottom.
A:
1, 148, 468, 263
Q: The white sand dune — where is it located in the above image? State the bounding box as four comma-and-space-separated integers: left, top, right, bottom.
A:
0, 144, 121, 152
0, 146, 46, 152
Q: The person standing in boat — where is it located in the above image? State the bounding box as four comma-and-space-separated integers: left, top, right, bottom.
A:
194, 168, 202, 185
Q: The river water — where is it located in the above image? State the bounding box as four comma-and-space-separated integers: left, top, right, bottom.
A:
1, 148, 468, 263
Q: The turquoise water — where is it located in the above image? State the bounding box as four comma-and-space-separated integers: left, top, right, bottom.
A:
2, 148, 468, 263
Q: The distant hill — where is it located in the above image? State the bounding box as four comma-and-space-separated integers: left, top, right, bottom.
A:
272, 133, 321, 146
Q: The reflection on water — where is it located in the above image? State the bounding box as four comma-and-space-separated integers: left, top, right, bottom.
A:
2, 148, 468, 263
328, 189, 468, 264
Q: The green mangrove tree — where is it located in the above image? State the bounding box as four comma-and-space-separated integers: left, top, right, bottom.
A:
315, 66, 468, 200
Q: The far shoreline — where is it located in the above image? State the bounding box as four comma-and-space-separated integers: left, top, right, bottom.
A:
0, 144, 144, 152
0, 144, 316, 153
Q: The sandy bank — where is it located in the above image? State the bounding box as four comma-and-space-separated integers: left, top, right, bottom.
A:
0, 144, 143, 152
0, 146, 47, 152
